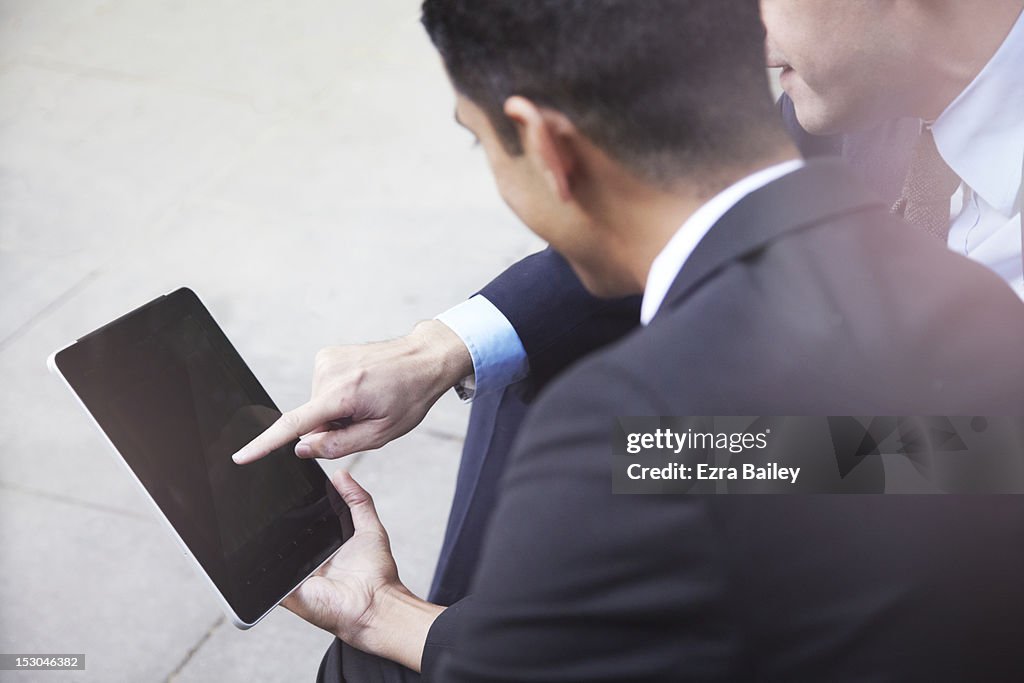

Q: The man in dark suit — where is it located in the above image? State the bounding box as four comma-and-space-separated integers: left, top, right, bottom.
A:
245, 1, 1024, 680
234, 1, 1023, 620
430, 0, 1024, 608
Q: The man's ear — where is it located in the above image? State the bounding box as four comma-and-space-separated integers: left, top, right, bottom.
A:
503, 96, 579, 202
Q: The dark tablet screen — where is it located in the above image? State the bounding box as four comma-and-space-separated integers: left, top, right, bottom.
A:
54, 288, 351, 625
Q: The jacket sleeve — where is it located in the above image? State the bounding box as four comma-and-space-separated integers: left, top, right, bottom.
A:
419, 596, 473, 681
477, 247, 641, 390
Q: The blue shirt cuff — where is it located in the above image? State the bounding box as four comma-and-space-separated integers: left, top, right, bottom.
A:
435, 295, 530, 401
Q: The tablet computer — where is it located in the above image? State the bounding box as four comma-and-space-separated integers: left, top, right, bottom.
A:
47, 287, 352, 628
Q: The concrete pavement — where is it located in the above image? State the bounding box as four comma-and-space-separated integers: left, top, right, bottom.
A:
0, 1, 541, 680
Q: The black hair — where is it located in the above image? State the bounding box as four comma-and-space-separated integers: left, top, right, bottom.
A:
422, 0, 786, 185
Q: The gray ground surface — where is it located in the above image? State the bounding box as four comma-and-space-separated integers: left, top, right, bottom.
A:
0, 2, 540, 680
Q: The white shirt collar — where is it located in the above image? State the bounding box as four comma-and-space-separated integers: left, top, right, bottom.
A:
932, 8, 1024, 215
640, 159, 805, 325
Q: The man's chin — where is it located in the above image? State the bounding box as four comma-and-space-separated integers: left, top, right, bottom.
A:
783, 79, 847, 137
788, 89, 881, 137
562, 256, 641, 299
578, 273, 640, 300
793, 107, 849, 137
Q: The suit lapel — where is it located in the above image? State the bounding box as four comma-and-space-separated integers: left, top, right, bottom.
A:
656, 159, 885, 316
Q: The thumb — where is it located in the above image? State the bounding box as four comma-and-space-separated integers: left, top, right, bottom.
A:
331, 470, 384, 534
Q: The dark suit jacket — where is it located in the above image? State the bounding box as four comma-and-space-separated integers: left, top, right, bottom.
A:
427, 160, 1024, 681
428, 106, 920, 609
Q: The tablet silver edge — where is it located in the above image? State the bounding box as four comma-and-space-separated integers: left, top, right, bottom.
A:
47, 337, 343, 631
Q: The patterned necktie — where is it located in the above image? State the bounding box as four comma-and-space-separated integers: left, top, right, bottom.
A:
891, 126, 961, 241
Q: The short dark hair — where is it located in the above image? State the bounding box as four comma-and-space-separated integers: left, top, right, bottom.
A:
422, 0, 785, 185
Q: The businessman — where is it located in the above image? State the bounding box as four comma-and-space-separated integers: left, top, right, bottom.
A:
238, 1, 1024, 680
234, 2, 1024, 618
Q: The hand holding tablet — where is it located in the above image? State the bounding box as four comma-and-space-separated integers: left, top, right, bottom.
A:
282, 469, 445, 673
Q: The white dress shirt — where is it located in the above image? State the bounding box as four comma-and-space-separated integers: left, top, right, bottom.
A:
934, 7, 1024, 299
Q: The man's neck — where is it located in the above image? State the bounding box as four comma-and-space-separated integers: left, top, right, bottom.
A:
599, 147, 801, 293
910, 1, 1023, 120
